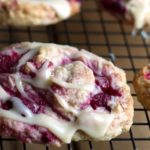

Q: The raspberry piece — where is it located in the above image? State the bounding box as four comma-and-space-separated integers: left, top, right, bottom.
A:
90, 93, 111, 111
0, 52, 20, 73
2, 100, 13, 110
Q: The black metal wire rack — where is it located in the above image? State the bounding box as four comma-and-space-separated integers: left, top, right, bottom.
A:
0, 0, 150, 150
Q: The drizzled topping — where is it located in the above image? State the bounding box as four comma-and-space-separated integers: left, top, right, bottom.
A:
0, 42, 125, 143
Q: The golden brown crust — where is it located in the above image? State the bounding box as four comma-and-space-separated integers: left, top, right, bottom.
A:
0, 1, 81, 26
133, 65, 150, 110
103, 83, 133, 140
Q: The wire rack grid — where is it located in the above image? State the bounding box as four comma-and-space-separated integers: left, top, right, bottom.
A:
0, 0, 150, 150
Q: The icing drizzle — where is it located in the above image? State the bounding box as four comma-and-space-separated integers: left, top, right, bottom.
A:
0, 42, 121, 143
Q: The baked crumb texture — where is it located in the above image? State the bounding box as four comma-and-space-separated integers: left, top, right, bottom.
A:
0, 42, 133, 146
134, 64, 150, 110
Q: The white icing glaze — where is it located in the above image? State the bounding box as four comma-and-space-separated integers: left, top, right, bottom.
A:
0, 108, 114, 143
17, 48, 39, 70
11, 97, 33, 118
22, 53, 94, 91
24, 60, 51, 89
0, 86, 10, 101
26, 62, 37, 73
26, 65, 93, 91
0, 85, 32, 117
8, 76, 15, 87
12, 73, 27, 98
30, 61, 51, 88
78, 111, 114, 139
18, 0, 71, 19
51, 77, 94, 91
127, 0, 150, 29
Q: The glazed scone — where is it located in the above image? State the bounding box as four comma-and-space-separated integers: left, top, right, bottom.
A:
133, 64, 150, 110
0, 42, 133, 146
100, 0, 150, 36
0, 0, 81, 26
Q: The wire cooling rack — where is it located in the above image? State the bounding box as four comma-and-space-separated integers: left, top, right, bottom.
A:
0, 0, 150, 150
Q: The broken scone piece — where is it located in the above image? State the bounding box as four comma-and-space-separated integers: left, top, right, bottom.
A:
0, 42, 133, 146
0, 0, 81, 26
100, 0, 150, 38
134, 64, 150, 110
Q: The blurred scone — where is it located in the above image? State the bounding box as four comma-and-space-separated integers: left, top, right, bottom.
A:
100, 0, 150, 34
0, 42, 133, 146
0, 0, 81, 26
134, 64, 150, 109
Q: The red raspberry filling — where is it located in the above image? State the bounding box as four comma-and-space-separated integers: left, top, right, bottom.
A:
0, 51, 20, 73
1, 100, 13, 110
0, 74, 51, 114
61, 58, 72, 65
71, 58, 122, 111
144, 72, 150, 80
90, 76, 121, 111
90, 93, 111, 111
41, 132, 58, 143
96, 76, 121, 97
21, 87, 50, 114
0, 121, 58, 144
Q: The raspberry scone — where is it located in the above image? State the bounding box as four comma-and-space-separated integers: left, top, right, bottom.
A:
100, 0, 150, 37
0, 42, 133, 146
134, 64, 150, 110
0, 0, 81, 26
